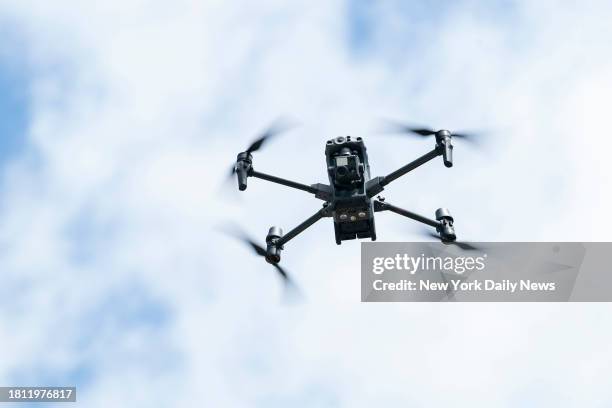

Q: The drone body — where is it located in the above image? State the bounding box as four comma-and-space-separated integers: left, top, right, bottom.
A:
324, 136, 376, 244
231, 123, 467, 268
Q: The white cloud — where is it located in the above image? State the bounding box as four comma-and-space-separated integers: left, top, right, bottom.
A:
1, 0, 612, 406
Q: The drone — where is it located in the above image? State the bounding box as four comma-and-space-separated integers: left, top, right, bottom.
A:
227, 119, 478, 282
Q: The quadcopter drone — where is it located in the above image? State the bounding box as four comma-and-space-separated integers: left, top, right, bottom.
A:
228, 119, 477, 279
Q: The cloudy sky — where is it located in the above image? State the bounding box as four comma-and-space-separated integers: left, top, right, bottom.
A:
1, 0, 612, 406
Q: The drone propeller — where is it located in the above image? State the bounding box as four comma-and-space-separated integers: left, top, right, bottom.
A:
226, 117, 297, 179
219, 224, 297, 291
422, 230, 482, 251
382, 119, 481, 143
245, 118, 296, 153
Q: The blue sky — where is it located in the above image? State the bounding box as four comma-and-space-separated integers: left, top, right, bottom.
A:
346, 0, 521, 56
0, 61, 28, 168
346, 0, 456, 53
1, 1, 612, 407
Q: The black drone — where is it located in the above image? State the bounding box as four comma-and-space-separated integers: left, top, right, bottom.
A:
227, 119, 477, 281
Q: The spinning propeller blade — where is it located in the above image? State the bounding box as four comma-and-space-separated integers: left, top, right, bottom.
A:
245, 117, 296, 153
422, 230, 482, 251
219, 224, 296, 287
381, 119, 481, 143
225, 117, 297, 184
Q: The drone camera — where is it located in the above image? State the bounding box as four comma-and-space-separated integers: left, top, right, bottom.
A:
325, 137, 368, 188
329, 145, 364, 187
265, 226, 283, 264
333, 153, 363, 186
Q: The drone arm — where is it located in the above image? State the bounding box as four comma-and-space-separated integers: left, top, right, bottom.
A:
374, 200, 440, 228
275, 205, 331, 248
382, 147, 441, 186
366, 148, 441, 197
387, 147, 441, 186
249, 170, 332, 201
